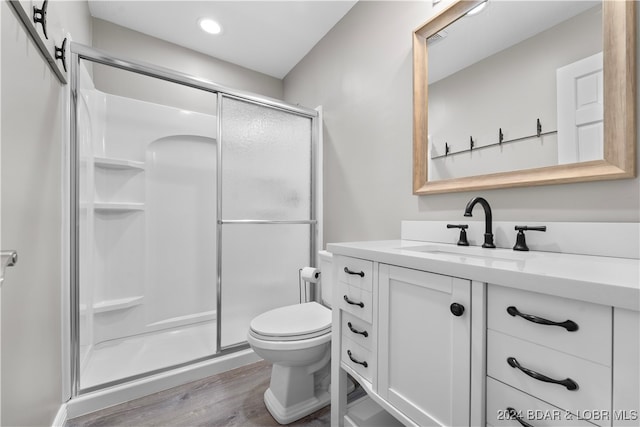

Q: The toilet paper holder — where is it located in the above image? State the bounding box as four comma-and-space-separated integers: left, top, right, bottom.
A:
299, 267, 320, 303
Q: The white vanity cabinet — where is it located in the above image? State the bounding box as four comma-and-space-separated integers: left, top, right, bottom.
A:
377, 264, 472, 426
332, 255, 480, 427
329, 234, 639, 427
338, 256, 376, 385
486, 285, 611, 427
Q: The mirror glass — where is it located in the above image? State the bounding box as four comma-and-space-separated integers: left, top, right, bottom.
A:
412, 0, 635, 194
428, 1, 601, 181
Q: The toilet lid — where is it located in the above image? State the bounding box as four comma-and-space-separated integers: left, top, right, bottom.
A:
250, 302, 331, 340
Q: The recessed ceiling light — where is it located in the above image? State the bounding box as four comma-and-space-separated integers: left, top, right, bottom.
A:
199, 18, 222, 35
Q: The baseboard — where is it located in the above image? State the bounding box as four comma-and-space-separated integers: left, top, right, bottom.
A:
52, 403, 68, 427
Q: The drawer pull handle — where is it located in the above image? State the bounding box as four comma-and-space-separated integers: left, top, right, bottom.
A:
347, 322, 368, 337
506, 306, 579, 332
506, 407, 534, 427
343, 295, 364, 308
507, 357, 578, 391
347, 350, 368, 368
344, 267, 365, 277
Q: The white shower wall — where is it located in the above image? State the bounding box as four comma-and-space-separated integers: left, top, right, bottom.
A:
78, 76, 218, 388
145, 136, 216, 329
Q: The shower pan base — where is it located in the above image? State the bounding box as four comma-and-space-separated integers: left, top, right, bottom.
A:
81, 321, 217, 390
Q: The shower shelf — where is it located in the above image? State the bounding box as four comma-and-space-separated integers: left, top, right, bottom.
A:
94, 157, 145, 171
93, 296, 144, 314
94, 202, 145, 212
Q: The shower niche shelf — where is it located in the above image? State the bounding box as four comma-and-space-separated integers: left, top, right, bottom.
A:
93, 296, 144, 314
94, 157, 145, 171
93, 155, 146, 210
94, 202, 145, 212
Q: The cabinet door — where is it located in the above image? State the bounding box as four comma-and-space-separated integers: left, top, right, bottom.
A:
378, 264, 471, 426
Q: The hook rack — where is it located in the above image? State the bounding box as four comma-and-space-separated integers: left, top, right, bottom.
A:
32, 0, 49, 40
432, 118, 557, 160
8, 1, 66, 83
55, 38, 67, 72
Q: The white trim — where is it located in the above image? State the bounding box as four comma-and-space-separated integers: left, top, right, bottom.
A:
401, 220, 640, 259
61, 32, 73, 405
52, 404, 68, 427
315, 106, 324, 255
0, 2, 3, 423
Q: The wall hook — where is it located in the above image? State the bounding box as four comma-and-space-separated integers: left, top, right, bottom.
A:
55, 38, 67, 72
469, 136, 474, 151
445, 142, 450, 156
499, 128, 504, 144
536, 118, 542, 137
33, 0, 49, 40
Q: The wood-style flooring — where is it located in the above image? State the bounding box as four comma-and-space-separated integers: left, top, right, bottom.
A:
66, 360, 337, 427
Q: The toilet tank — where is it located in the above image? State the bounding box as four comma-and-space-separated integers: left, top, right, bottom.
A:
318, 250, 333, 307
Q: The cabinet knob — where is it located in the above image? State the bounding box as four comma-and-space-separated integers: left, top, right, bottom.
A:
450, 302, 465, 316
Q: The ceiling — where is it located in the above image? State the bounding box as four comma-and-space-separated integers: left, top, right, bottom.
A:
88, 1, 358, 79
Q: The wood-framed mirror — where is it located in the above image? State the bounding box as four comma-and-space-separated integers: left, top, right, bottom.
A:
413, 0, 636, 195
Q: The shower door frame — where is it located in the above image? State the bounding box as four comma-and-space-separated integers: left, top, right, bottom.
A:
69, 42, 319, 397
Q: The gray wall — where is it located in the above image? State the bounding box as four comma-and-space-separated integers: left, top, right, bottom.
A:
283, 1, 640, 246
1, 1, 92, 426
429, 7, 601, 180
91, 18, 283, 104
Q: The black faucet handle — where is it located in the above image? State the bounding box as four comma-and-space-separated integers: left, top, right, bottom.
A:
515, 225, 547, 232
513, 225, 547, 251
447, 224, 469, 230
447, 224, 469, 246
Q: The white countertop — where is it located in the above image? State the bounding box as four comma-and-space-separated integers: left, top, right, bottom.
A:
327, 240, 640, 311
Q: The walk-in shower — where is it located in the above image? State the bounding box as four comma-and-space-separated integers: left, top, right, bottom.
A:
69, 43, 318, 399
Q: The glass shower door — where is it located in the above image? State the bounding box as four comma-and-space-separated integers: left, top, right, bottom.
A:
75, 60, 219, 391
219, 96, 315, 348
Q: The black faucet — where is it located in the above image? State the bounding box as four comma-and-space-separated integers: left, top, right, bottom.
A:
463, 197, 496, 248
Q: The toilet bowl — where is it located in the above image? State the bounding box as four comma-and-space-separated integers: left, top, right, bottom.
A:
246, 251, 334, 424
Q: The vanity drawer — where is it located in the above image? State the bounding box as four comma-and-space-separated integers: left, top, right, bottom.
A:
488, 285, 612, 366
339, 282, 373, 323
337, 256, 373, 291
487, 330, 611, 419
342, 311, 373, 351
487, 377, 598, 427
342, 335, 373, 383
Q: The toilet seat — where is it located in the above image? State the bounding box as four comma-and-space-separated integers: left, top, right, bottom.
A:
249, 302, 331, 342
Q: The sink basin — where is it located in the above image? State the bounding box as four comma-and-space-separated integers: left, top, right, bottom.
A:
398, 244, 529, 263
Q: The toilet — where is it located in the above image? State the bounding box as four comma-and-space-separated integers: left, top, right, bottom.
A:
247, 251, 334, 424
